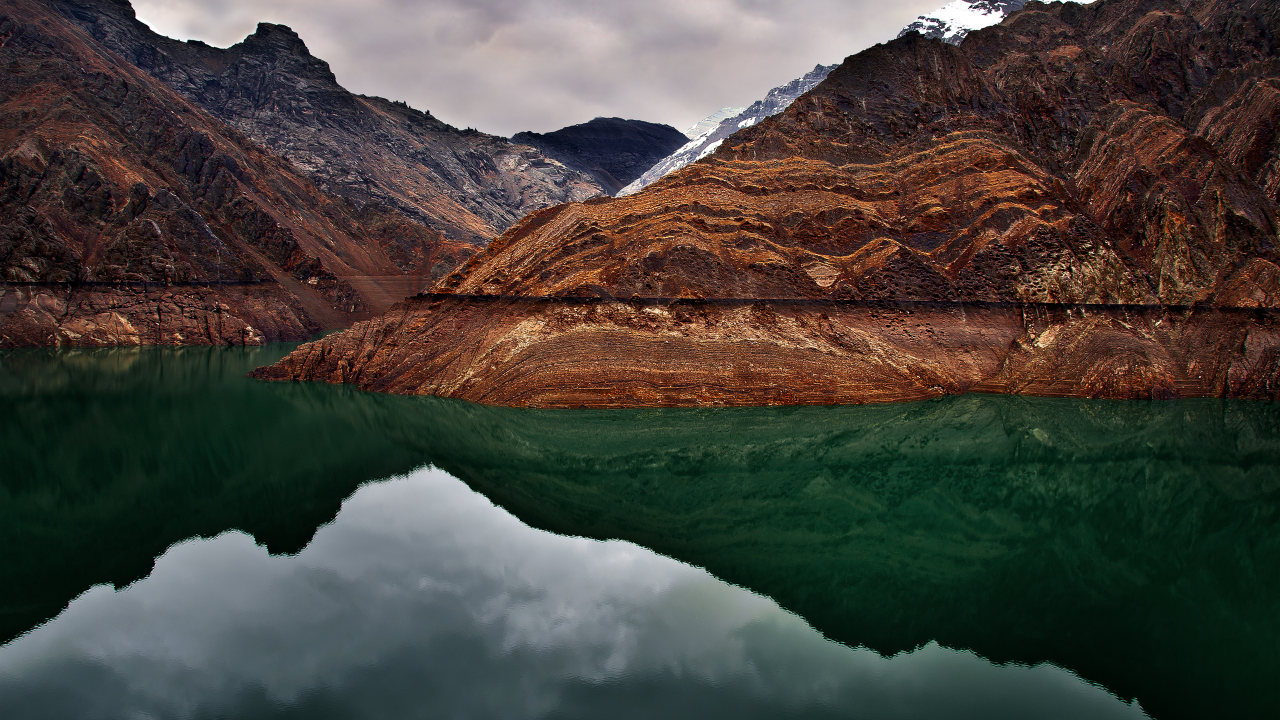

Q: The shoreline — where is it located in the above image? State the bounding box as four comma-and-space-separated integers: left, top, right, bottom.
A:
250, 296, 1280, 407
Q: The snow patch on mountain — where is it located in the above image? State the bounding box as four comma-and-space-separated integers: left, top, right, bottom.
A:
898, 0, 1028, 45
684, 107, 745, 139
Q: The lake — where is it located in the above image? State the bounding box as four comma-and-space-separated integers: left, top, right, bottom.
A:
0, 345, 1276, 719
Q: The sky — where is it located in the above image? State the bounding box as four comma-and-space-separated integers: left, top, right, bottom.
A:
130, 0, 947, 137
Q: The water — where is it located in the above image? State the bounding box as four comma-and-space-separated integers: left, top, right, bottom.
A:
0, 346, 1276, 718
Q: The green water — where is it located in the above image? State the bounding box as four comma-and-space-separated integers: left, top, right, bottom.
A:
1, 346, 1277, 718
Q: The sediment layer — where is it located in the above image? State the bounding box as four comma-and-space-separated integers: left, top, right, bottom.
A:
252, 295, 1280, 405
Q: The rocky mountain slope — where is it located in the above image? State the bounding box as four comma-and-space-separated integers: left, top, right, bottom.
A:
619, 0, 1036, 197
48, 0, 604, 244
619, 65, 836, 196
0, 0, 475, 346
258, 0, 1280, 406
899, 0, 1030, 44
512, 118, 688, 195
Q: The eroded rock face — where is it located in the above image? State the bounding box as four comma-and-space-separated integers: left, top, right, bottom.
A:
259, 0, 1280, 405
0, 285, 310, 347
252, 296, 1280, 406
49, 0, 604, 244
0, 0, 476, 346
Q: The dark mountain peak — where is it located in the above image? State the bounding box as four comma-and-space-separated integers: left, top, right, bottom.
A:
241, 22, 311, 57
227, 21, 337, 86
512, 118, 687, 194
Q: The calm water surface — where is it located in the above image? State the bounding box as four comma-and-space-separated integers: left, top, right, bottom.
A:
0, 345, 1276, 719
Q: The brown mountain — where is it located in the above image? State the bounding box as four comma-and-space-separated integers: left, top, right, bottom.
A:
259, 0, 1280, 406
0, 0, 475, 346
49, 0, 604, 244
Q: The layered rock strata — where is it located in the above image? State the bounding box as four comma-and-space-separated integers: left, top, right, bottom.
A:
259, 0, 1280, 405
49, 0, 605, 243
253, 296, 1280, 405
0, 0, 475, 346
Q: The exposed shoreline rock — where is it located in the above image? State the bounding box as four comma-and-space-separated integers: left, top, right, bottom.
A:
1, 282, 316, 347
251, 295, 1280, 405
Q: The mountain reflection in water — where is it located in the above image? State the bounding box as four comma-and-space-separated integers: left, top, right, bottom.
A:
1, 346, 1277, 718
1, 467, 1141, 719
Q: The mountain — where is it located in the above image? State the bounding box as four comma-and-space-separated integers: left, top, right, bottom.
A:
618, 65, 835, 196
0, 0, 475, 346
899, 0, 1030, 44
511, 118, 688, 195
618, 0, 1034, 197
48, 0, 604, 244
258, 0, 1280, 407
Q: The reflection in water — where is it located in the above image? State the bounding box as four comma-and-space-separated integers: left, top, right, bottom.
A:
0, 468, 1142, 719
413, 398, 1280, 720
0, 345, 428, 643
0, 347, 1277, 718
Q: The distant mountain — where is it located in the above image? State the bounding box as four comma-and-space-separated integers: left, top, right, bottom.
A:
898, 0, 1028, 45
512, 118, 688, 196
48, 0, 604, 244
618, 65, 835, 196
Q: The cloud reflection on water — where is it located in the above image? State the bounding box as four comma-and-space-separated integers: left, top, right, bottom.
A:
0, 467, 1143, 719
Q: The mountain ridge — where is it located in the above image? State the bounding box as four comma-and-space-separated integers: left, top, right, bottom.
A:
47, 0, 606, 244
0, 0, 476, 346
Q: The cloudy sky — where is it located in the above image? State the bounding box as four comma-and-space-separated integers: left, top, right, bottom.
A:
130, 0, 946, 136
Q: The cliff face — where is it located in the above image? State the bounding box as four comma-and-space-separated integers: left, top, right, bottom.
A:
257, 0, 1280, 406
512, 118, 688, 195
0, 0, 475, 346
49, 0, 604, 244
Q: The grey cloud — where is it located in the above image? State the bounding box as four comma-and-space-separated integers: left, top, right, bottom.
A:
131, 0, 949, 135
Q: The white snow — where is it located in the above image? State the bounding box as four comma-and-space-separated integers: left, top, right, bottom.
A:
696, 139, 724, 161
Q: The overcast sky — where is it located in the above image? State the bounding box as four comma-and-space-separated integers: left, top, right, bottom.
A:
130, 0, 946, 136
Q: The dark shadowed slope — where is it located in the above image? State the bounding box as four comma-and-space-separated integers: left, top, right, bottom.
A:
512, 117, 689, 195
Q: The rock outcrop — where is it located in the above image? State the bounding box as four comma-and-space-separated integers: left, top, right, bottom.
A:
512, 118, 688, 195
0, 0, 475, 346
48, 0, 605, 244
258, 0, 1280, 406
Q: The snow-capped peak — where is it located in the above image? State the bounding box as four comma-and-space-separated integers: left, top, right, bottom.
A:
898, 0, 1027, 45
